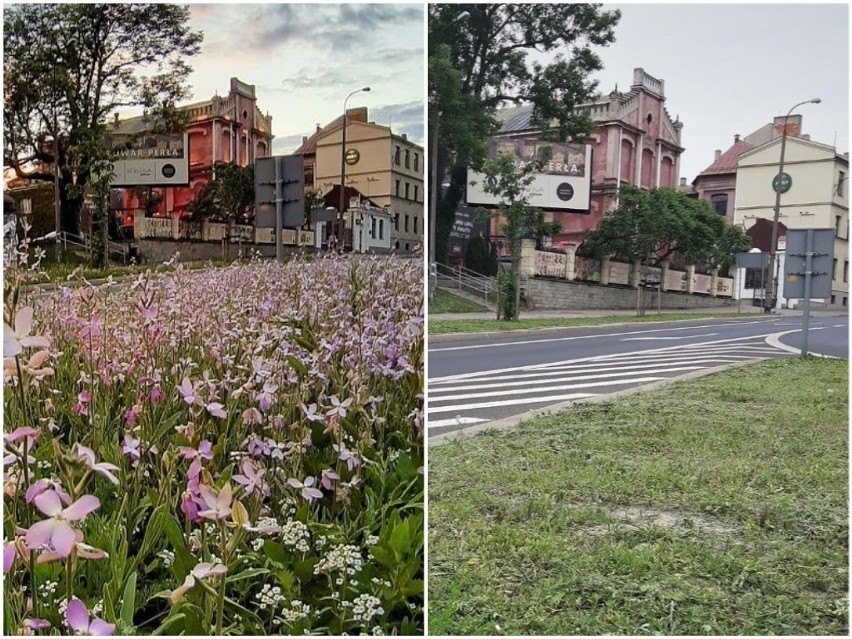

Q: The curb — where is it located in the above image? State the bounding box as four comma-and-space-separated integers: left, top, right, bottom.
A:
427, 358, 765, 447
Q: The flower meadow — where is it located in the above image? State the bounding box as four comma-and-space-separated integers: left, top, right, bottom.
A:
3, 253, 424, 635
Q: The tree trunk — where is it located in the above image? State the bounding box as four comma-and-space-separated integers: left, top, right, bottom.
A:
513, 239, 521, 321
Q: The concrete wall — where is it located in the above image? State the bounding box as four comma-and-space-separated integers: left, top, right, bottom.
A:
524, 277, 736, 311
136, 239, 317, 264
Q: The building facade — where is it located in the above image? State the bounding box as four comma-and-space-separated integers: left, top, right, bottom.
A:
734, 136, 849, 309
485, 68, 685, 249
112, 77, 274, 222
312, 112, 424, 253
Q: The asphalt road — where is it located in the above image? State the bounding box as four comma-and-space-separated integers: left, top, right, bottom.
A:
427, 314, 848, 441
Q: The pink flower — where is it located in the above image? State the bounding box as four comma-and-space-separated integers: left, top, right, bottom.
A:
178, 440, 213, 461
333, 442, 361, 472
19, 618, 50, 635
72, 391, 91, 416
197, 483, 233, 521
321, 469, 340, 490
177, 377, 200, 406
206, 402, 227, 419
73, 444, 120, 485
4, 306, 50, 358
325, 395, 353, 418
121, 434, 141, 467
4, 540, 17, 575
26, 492, 100, 558
169, 562, 227, 604
149, 386, 165, 403
241, 407, 263, 425
4, 426, 40, 445
25, 479, 72, 506
287, 476, 324, 502
66, 598, 114, 636
301, 403, 325, 423
37, 529, 108, 564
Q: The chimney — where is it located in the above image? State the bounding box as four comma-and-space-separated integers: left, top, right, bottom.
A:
680, 177, 687, 186
302, 136, 307, 145
773, 114, 802, 138
715, 149, 721, 161
734, 134, 740, 143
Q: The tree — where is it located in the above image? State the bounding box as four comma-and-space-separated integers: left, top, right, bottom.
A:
188, 162, 255, 257
476, 150, 557, 320
464, 236, 490, 273
428, 3, 621, 263
4, 4, 203, 237
584, 185, 752, 274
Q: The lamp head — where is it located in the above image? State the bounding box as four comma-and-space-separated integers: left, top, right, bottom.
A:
456, 11, 471, 22
811, 98, 821, 104
362, 87, 371, 93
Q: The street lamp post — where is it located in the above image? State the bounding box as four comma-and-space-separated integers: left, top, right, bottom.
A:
339, 87, 370, 251
764, 97, 821, 313
53, 61, 63, 262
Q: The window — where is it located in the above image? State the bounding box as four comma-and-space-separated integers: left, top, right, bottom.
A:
845, 261, 849, 283
831, 295, 836, 305
838, 171, 846, 196
833, 258, 838, 280
405, 149, 410, 169
404, 214, 410, 232
844, 297, 848, 307
371, 217, 377, 239
836, 215, 842, 237
414, 153, 419, 172
414, 185, 419, 202
379, 219, 384, 240
414, 217, 418, 234
394, 214, 399, 231
711, 193, 728, 216
405, 183, 410, 200
395, 180, 400, 197
394, 146, 401, 166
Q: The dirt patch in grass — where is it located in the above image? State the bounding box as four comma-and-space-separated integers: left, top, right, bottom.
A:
583, 505, 741, 537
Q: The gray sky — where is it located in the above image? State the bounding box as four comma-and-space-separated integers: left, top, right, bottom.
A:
589, 1, 849, 181
183, 3, 424, 154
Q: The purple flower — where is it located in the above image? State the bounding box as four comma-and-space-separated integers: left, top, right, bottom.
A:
169, 562, 227, 604
26, 492, 100, 558
333, 442, 362, 472
148, 386, 165, 403
197, 483, 233, 521
37, 529, 108, 565
121, 435, 141, 467
206, 402, 227, 419
325, 395, 353, 419
287, 476, 324, 502
19, 618, 51, 635
233, 459, 267, 497
177, 377, 200, 406
320, 469, 340, 490
301, 403, 325, 423
4, 540, 17, 575
178, 440, 213, 461
25, 479, 72, 506
66, 598, 114, 636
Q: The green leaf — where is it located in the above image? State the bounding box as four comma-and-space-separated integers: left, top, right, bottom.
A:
263, 540, 289, 566
119, 571, 138, 629
226, 567, 270, 583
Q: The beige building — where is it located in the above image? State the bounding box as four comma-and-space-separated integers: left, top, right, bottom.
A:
735, 136, 849, 309
313, 110, 424, 253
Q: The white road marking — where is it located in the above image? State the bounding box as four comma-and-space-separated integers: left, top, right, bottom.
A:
765, 327, 838, 358
429, 393, 597, 414
429, 376, 667, 403
430, 333, 782, 383
428, 416, 489, 428
430, 320, 772, 352
429, 367, 703, 393
621, 333, 718, 341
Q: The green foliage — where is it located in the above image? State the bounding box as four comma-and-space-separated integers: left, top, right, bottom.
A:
188, 162, 255, 225
496, 270, 516, 320
585, 185, 751, 271
486, 241, 499, 276
464, 236, 490, 274
3, 3, 203, 235
428, 3, 621, 263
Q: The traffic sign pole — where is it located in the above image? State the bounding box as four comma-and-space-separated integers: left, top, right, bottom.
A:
801, 229, 813, 357
275, 157, 283, 264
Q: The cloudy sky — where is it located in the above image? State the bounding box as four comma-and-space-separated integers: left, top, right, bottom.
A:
587, 2, 849, 181
183, 3, 424, 154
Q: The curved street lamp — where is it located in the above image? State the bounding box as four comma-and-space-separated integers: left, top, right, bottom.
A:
764, 97, 821, 313
338, 86, 370, 251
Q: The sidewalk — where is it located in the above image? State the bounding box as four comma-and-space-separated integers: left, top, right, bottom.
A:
430, 307, 847, 322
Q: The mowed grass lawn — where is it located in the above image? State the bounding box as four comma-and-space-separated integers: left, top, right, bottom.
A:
429, 287, 489, 313
429, 358, 849, 636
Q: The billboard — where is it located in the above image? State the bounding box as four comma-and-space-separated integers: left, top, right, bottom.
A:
466, 138, 592, 211
105, 132, 189, 186
783, 228, 835, 299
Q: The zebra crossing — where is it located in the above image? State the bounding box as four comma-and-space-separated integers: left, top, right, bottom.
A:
427, 335, 789, 438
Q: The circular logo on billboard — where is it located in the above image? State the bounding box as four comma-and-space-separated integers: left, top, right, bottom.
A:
345, 149, 360, 165
161, 163, 176, 179
556, 182, 575, 201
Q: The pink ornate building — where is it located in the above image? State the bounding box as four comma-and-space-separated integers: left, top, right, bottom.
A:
486, 68, 684, 249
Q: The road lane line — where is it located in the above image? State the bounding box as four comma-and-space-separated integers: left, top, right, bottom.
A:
620, 333, 718, 341
429, 376, 667, 403
429, 333, 788, 383
429, 393, 598, 413
430, 320, 773, 352
765, 327, 838, 359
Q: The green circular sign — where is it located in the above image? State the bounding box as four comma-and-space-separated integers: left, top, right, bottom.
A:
772, 172, 792, 193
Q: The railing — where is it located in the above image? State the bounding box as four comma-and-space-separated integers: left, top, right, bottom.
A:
436, 262, 497, 305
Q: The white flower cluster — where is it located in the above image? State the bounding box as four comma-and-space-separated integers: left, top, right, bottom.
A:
256, 583, 286, 611
251, 538, 265, 551
281, 520, 311, 553
314, 544, 363, 576
370, 577, 392, 588
352, 594, 384, 623
371, 626, 385, 636
38, 580, 58, 599
158, 549, 175, 567
276, 599, 312, 624
365, 535, 380, 547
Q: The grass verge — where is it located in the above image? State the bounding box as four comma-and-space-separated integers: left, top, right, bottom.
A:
430, 288, 490, 314
430, 311, 763, 334
428, 358, 849, 635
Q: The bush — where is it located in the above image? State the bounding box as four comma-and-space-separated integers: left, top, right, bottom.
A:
497, 270, 516, 320
464, 236, 489, 274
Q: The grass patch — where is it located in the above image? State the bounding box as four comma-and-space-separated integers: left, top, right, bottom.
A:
428, 358, 849, 635
430, 288, 490, 314
430, 312, 763, 334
